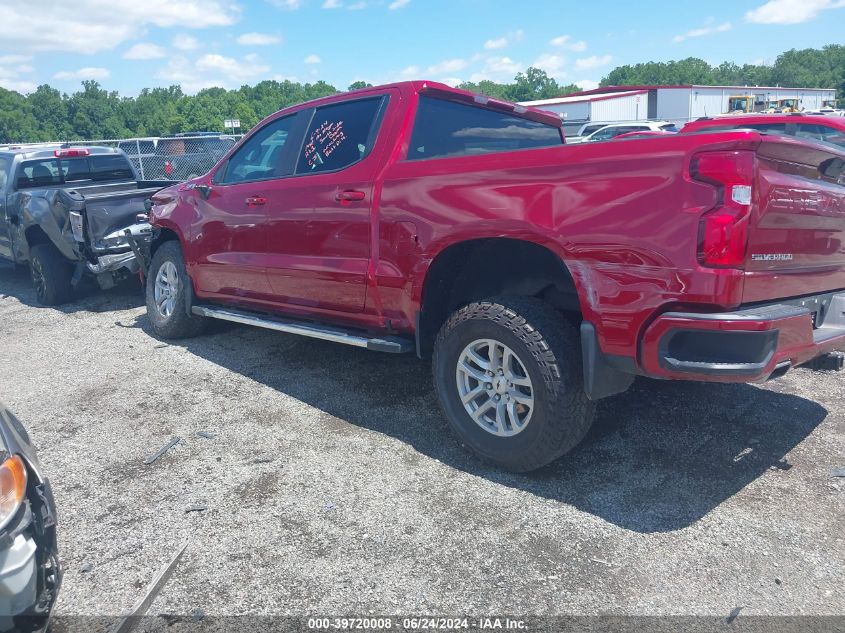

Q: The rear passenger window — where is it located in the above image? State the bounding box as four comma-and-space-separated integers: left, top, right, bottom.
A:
747, 123, 788, 134
798, 124, 845, 149
296, 97, 387, 174
408, 96, 563, 160
17, 160, 61, 188
16, 155, 134, 189
0, 157, 10, 191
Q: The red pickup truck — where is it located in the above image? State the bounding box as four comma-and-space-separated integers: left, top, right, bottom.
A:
145, 81, 845, 472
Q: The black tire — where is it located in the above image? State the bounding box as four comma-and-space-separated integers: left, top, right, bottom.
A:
28, 243, 72, 306
433, 297, 595, 472
145, 241, 206, 339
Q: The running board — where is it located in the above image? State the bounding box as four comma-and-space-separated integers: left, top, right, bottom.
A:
191, 305, 413, 354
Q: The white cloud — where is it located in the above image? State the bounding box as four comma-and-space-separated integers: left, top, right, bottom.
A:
389, 0, 410, 9
172, 34, 200, 50
574, 55, 612, 70
237, 32, 282, 45
157, 56, 221, 93
0, 55, 36, 93
673, 21, 732, 42
550, 35, 587, 52
0, 54, 32, 65
399, 65, 419, 78
576, 79, 599, 91
54, 67, 111, 80
426, 58, 468, 74
304, 54, 321, 64
158, 52, 272, 93
195, 53, 270, 82
469, 56, 524, 83
269, 0, 301, 8
0, 79, 36, 93
533, 53, 567, 79
746, 0, 845, 23
483, 29, 524, 50
0, 0, 239, 54
123, 43, 166, 60
323, 0, 342, 6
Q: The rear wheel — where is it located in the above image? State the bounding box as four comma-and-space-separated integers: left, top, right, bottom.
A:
28, 243, 72, 306
433, 297, 595, 472
145, 241, 206, 339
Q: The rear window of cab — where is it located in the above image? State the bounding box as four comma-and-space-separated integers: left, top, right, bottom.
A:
408, 96, 563, 160
16, 154, 134, 189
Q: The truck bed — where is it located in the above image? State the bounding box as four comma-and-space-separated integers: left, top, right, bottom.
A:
58, 180, 169, 248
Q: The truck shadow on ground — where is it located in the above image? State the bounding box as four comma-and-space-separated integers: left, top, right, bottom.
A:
0, 266, 143, 314
162, 319, 827, 534
2, 268, 828, 532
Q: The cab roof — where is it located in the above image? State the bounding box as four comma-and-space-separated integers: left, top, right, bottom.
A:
275, 80, 563, 128
0, 145, 121, 160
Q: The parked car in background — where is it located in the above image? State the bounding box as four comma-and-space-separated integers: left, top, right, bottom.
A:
613, 130, 677, 140
581, 120, 680, 142
565, 121, 619, 144
143, 80, 845, 472
0, 145, 169, 305
682, 114, 845, 149
157, 134, 237, 181
116, 139, 157, 177
0, 402, 60, 633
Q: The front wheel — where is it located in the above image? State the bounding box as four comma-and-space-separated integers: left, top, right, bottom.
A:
145, 241, 206, 339
433, 297, 595, 472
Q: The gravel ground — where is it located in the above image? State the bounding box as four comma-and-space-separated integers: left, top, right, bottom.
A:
0, 267, 843, 622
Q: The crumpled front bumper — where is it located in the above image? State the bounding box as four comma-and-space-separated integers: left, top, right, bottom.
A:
640, 292, 845, 382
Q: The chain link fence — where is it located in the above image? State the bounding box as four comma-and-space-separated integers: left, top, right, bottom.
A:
21, 134, 245, 181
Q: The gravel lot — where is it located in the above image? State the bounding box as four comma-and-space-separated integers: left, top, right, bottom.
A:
0, 266, 843, 624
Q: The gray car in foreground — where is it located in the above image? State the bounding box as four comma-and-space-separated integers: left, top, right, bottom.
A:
0, 403, 60, 633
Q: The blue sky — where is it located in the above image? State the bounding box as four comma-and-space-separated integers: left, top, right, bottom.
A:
0, 0, 842, 96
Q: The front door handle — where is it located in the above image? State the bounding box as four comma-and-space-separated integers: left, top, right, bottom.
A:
335, 190, 366, 203
245, 196, 267, 206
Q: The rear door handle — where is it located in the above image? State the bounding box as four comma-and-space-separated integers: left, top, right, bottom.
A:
245, 196, 267, 206
335, 190, 366, 203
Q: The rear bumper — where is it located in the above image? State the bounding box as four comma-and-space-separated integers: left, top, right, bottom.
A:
86, 221, 153, 275
640, 293, 845, 382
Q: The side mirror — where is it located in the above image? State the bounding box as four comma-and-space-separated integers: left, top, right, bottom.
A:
195, 184, 213, 200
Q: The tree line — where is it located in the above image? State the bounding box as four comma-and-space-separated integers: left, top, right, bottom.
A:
0, 45, 842, 143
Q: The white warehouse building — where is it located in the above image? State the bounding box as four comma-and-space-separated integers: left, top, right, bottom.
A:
521, 84, 838, 132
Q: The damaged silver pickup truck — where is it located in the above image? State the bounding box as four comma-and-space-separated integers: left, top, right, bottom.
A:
0, 145, 170, 305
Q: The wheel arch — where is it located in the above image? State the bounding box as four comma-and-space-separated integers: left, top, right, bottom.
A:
416, 236, 585, 359
149, 222, 184, 260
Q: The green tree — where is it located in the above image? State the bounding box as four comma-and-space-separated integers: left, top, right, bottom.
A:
28, 85, 71, 141
348, 80, 372, 91
0, 88, 38, 143
67, 81, 130, 139
0, 43, 840, 143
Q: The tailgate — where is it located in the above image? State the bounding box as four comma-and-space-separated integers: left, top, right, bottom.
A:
743, 136, 845, 302
75, 185, 162, 249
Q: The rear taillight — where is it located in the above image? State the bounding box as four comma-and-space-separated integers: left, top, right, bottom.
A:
691, 150, 755, 267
